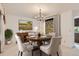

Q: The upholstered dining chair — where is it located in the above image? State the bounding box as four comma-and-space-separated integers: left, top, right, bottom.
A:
40, 36, 61, 56
17, 32, 29, 43
15, 34, 33, 56
43, 32, 55, 45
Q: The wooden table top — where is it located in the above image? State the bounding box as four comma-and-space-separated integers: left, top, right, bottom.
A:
27, 36, 51, 41
27, 35, 51, 46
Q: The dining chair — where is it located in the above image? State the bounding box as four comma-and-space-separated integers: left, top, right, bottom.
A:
40, 36, 61, 56
15, 34, 33, 56
43, 32, 55, 45
17, 32, 29, 43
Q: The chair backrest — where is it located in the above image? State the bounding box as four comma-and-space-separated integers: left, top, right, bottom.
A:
46, 32, 55, 37
49, 36, 61, 54
15, 34, 24, 52
17, 32, 28, 43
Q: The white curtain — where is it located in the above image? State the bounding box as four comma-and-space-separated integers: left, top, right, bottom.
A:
53, 15, 61, 36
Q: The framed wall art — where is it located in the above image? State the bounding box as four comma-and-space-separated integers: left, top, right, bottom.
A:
18, 20, 32, 30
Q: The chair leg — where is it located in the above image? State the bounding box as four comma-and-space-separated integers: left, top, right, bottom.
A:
40, 50, 42, 56
49, 54, 51, 56
31, 50, 33, 56
18, 51, 20, 56
57, 51, 59, 56
21, 51, 23, 56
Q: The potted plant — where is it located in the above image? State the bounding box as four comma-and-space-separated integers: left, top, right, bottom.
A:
5, 29, 13, 44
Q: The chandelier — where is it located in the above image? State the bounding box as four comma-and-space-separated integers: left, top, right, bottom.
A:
35, 8, 45, 21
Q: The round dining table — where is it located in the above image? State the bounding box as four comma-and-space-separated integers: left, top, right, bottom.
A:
26, 35, 51, 56
27, 36, 51, 47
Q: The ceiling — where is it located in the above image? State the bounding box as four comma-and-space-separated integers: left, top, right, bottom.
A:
2, 3, 79, 19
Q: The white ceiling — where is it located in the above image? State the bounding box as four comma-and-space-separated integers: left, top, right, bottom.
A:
2, 3, 79, 19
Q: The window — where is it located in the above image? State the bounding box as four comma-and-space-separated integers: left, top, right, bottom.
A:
74, 18, 79, 43
45, 18, 54, 34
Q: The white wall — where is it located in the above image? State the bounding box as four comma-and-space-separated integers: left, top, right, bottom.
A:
73, 10, 79, 18
60, 10, 75, 56
61, 10, 74, 48
0, 4, 5, 44
0, 4, 2, 41
6, 14, 45, 42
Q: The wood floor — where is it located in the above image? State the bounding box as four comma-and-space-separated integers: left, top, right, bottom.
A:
0, 42, 48, 56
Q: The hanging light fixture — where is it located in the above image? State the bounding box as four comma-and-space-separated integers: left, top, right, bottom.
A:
35, 8, 45, 21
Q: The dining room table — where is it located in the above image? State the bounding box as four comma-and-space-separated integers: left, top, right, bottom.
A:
26, 35, 51, 56
27, 35, 51, 46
